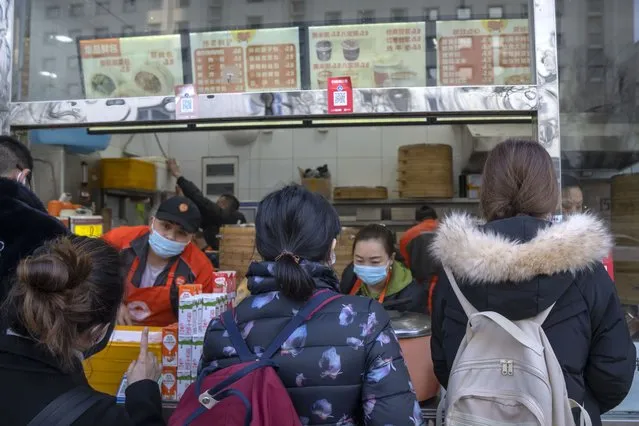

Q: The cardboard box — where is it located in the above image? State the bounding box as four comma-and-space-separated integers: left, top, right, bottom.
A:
161, 324, 178, 367
178, 335, 193, 371
161, 366, 178, 401
177, 371, 192, 400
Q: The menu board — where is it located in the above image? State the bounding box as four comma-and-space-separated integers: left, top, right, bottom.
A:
190, 28, 301, 94
79, 35, 184, 99
308, 23, 427, 90
436, 19, 531, 86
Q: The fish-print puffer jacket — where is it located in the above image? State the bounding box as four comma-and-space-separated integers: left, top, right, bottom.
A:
201, 260, 421, 426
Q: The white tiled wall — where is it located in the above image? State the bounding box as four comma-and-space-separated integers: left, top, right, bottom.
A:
104, 125, 472, 200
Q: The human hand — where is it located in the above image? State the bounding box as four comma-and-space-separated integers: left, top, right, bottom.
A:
167, 158, 181, 178
117, 304, 133, 326
127, 327, 161, 385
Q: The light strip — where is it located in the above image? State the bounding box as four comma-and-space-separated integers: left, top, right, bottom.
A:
88, 124, 189, 132
195, 120, 305, 129
313, 117, 427, 125
436, 115, 533, 123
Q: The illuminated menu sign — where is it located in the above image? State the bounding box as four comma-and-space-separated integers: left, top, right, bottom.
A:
79, 35, 184, 99
189, 27, 301, 94
436, 19, 532, 86
308, 22, 427, 90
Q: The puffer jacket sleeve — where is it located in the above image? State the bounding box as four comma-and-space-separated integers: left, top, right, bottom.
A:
361, 300, 422, 426
580, 264, 636, 413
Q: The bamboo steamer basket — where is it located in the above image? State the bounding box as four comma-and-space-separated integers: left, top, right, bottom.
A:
397, 144, 453, 198
334, 227, 359, 279
218, 225, 260, 280
611, 174, 639, 304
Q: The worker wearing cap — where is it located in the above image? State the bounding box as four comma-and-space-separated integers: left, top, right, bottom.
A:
103, 196, 214, 327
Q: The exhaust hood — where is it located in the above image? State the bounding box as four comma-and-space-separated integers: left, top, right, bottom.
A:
461, 113, 639, 174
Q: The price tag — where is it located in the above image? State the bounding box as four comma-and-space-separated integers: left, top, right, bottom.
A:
74, 224, 103, 238
327, 77, 353, 114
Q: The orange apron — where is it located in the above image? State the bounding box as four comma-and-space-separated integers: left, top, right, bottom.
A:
125, 257, 178, 327
349, 273, 392, 303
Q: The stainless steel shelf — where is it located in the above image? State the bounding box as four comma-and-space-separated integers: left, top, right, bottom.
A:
332, 198, 480, 206
340, 220, 417, 227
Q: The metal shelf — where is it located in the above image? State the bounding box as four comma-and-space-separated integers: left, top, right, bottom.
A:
340, 220, 417, 227
332, 198, 480, 206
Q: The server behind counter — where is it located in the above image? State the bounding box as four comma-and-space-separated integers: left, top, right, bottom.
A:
169, 159, 246, 251
340, 224, 427, 313
103, 196, 214, 327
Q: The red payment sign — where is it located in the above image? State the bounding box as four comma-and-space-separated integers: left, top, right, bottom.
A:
327, 77, 353, 114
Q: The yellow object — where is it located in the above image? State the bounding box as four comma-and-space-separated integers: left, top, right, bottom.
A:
234, 278, 250, 307
74, 224, 104, 237
100, 158, 157, 191
83, 326, 162, 395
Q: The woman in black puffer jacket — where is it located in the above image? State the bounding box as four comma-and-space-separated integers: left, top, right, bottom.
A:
201, 185, 420, 426
430, 139, 635, 426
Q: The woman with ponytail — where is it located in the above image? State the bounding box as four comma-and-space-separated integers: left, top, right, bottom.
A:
201, 185, 418, 425
0, 236, 165, 426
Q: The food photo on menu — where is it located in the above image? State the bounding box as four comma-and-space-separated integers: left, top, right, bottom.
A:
79, 34, 184, 99
308, 22, 427, 89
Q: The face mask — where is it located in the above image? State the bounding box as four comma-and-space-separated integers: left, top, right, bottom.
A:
354, 263, 389, 286
149, 223, 188, 259
16, 170, 30, 188
83, 321, 115, 359
329, 250, 336, 266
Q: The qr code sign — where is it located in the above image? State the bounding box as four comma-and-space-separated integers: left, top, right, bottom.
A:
333, 91, 347, 107
181, 98, 194, 113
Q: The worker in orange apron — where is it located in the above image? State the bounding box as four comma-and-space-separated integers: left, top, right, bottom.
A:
103, 196, 214, 327
399, 205, 440, 314
339, 224, 426, 313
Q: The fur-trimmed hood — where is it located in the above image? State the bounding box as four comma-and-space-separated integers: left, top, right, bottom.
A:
432, 213, 612, 285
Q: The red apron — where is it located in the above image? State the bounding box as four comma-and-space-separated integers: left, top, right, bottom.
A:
125, 257, 178, 327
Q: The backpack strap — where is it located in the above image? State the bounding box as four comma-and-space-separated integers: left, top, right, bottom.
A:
443, 266, 478, 317
261, 289, 342, 360
27, 386, 105, 426
222, 310, 254, 362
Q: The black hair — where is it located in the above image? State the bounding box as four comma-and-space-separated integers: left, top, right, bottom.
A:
255, 184, 341, 301
219, 193, 241, 211
352, 224, 397, 258
561, 174, 581, 190
415, 205, 437, 221
0, 136, 34, 176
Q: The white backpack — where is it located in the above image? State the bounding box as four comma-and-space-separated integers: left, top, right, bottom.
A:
436, 267, 592, 426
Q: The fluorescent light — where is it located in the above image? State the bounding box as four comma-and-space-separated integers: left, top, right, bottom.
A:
54, 35, 74, 43
313, 117, 427, 125
435, 115, 532, 123
195, 120, 304, 129
40, 71, 58, 79
88, 124, 189, 132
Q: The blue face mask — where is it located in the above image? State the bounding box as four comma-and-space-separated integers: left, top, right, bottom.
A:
354, 263, 389, 286
148, 225, 188, 259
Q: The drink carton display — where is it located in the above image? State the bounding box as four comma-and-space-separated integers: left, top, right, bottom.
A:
178, 296, 196, 337
178, 284, 202, 300
177, 336, 193, 371
212, 271, 236, 297
161, 366, 178, 401
191, 334, 204, 377
161, 324, 178, 367
177, 371, 192, 400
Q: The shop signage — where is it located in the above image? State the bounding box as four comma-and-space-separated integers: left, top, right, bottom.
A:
79, 35, 184, 99
73, 224, 103, 238
436, 19, 532, 86
327, 77, 353, 114
308, 22, 427, 90
189, 27, 301, 94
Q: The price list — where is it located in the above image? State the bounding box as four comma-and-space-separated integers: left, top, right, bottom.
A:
194, 47, 245, 93
190, 28, 301, 93
436, 19, 532, 86
246, 44, 298, 90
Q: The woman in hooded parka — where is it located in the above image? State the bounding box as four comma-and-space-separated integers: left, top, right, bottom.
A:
430, 139, 635, 426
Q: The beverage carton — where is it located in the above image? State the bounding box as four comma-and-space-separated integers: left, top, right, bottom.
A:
161, 323, 178, 367
177, 371, 192, 400
178, 296, 196, 337
161, 366, 177, 401
178, 284, 202, 300
177, 335, 193, 372
191, 334, 204, 377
